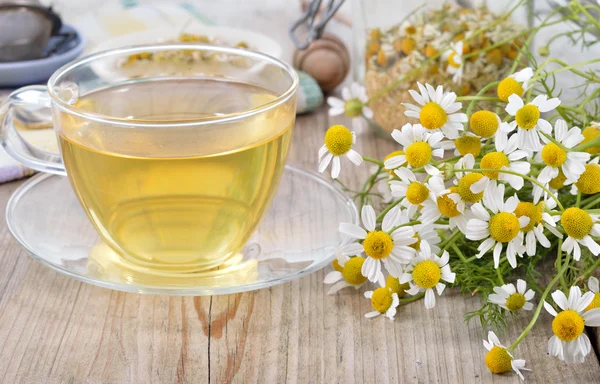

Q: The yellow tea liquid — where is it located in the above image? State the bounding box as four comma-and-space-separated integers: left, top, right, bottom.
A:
58, 78, 293, 277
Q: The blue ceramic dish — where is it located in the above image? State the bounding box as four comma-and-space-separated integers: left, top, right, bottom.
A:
0, 24, 86, 87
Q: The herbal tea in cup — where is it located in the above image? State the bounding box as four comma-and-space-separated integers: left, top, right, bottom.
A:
1, 44, 298, 279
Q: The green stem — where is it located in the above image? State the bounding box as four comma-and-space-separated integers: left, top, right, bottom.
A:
376, 198, 403, 222
451, 243, 469, 263
496, 266, 505, 284
509, 239, 569, 352
458, 168, 564, 211
362, 156, 384, 167
576, 192, 582, 208
387, 221, 421, 235
582, 194, 600, 209
398, 292, 425, 306
455, 96, 501, 102
465, 81, 499, 118
439, 229, 461, 250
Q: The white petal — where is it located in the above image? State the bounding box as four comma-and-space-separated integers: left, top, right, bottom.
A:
361, 205, 377, 232
424, 288, 436, 309
339, 223, 367, 239
331, 156, 341, 179
346, 149, 363, 166
544, 301, 558, 317
319, 153, 333, 173
493, 242, 503, 268
435, 282, 446, 295
583, 308, 600, 326
364, 311, 380, 318
552, 290, 569, 311
327, 281, 350, 295
589, 276, 599, 293
517, 279, 526, 294
506, 94, 524, 115
382, 206, 400, 232
324, 271, 343, 284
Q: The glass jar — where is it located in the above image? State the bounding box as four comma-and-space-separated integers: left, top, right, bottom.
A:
352, 0, 529, 137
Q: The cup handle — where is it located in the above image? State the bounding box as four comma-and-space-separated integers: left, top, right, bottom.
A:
0, 85, 66, 175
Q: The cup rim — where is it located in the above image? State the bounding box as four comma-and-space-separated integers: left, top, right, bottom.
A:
47, 43, 299, 128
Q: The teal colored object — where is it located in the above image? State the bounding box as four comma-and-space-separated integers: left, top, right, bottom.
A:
296, 70, 324, 114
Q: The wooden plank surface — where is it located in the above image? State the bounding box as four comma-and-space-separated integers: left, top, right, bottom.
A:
0, 108, 598, 384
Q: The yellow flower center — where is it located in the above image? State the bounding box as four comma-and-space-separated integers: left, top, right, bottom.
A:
343, 99, 363, 118
324, 125, 353, 156
448, 51, 461, 68
541, 143, 567, 167
505, 293, 526, 311
458, 173, 484, 203
582, 126, 600, 154
419, 102, 448, 130
561, 207, 593, 240
575, 164, 600, 195
549, 169, 567, 190
341, 257, 368, 286
424, 45, 437, 58
515, 104, 540, 130
514, 202, 543, 232
480, 152, 509, 180
497, 77, 524, 102
332, 259, 343, 272
485, 346, 513, 374
406, 182, 430, 205
585, 292, 600, 312
470, 110, 499, 137
437, 187, 461, 218
552, 309, 585, 341
412, 260, 441, 289
371, 287, 393, 313
405, 141, 433, 168
386, 275, 410, 298
384, 150, 406, 175
363, 231, 394, 260
405, 25, 416, 35
455, 136, 481, 157
485, 48, 503, 66
489, 212, 521, 243
409, 233, 421, 251
396, 37, 416, 55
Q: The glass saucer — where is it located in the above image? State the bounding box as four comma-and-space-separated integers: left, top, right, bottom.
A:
6, 165, 358, 295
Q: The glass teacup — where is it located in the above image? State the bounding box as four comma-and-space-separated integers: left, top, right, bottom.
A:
0, 44, 298, 277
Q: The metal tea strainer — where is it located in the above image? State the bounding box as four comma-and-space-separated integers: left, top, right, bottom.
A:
0, 0, 63, 62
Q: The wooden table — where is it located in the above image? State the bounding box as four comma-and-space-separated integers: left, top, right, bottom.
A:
0, 105, 598, 384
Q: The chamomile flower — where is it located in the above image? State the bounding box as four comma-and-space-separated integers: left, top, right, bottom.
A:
318, 125, 363, 179
536, 119, 590, 184
389, 167, 448, 218
514, 199, 562, 257
545, 286, 600, 363
469, 129, 531, 193
497, 67, 534, 102
483, 331, 530, 380
339, 205, 417, 285
327, 82, 374, 120
466, 184, 528, 268
420, 187, 472, 232
571, 157, 600, 195
443, 41, 464, 84
488, 279, 535, 312
403, 83, 468, 139
323, 255, 368, 295
453, 154, 486, 207
585, 277, 600, 312
364, 284, 400, 320
560, 207, 600, 261
412, 224, 442, 254
504, 94, 561, 151
400, 242, 455, 309
384, 123, 445, 175
386, 275, 410, 298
